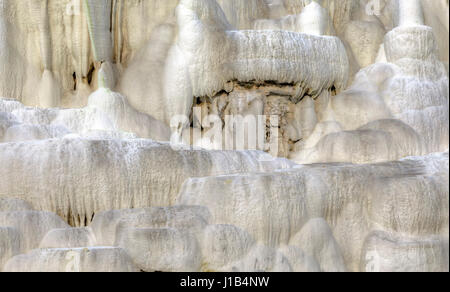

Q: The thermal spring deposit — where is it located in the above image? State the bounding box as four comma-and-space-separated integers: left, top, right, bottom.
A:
0, 0, 448, 273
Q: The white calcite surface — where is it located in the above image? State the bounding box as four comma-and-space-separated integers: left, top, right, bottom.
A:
0, 0, 448, 272
39, 227, 97, 249
3, 247, 139, 272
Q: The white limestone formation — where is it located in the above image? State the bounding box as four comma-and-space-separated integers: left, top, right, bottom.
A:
3, 247, 139, 272
0, 138, 294, 226
39, 227, 97, 249
0, 227, 21, 271
0, 0, 448, 272
0, 211, 69, 252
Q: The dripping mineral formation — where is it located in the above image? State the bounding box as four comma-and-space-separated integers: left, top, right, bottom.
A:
0, 0, 448, 272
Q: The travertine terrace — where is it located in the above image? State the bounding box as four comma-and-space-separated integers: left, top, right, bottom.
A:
0, 0, 448, 272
